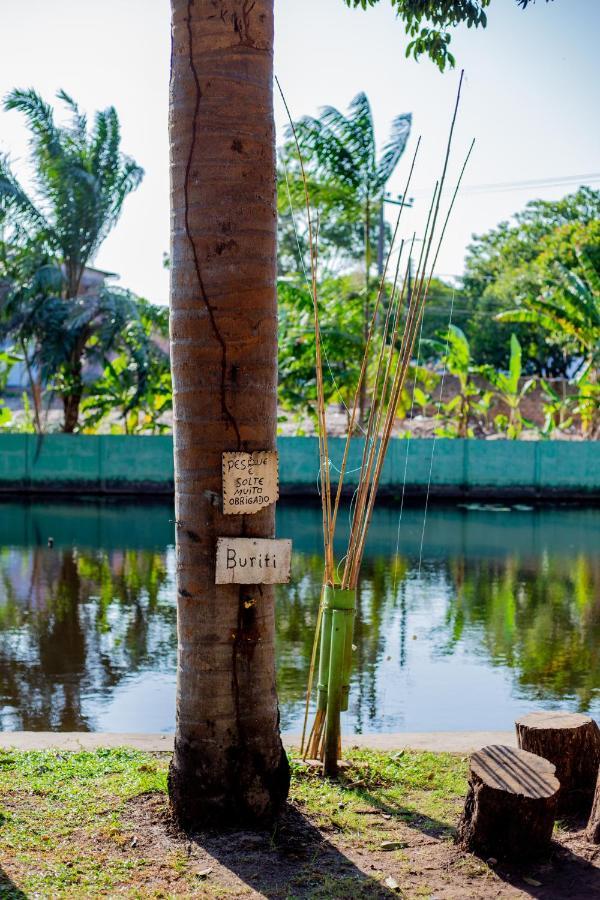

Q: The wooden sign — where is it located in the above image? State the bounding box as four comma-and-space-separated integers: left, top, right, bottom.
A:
222, 451, 279, 515
215, 537, 292, 585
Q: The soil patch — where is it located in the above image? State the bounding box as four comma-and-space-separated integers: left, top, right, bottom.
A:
120, 791, 600, 898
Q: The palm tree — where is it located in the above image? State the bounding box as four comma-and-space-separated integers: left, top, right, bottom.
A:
167, 0, 549, 831
287, 95, 411, 419
290, 95, 411, 281
167, 0, 289, 828
0, 89, 143, 430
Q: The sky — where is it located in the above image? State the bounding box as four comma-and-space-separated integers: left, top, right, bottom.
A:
0, 0, 599, 304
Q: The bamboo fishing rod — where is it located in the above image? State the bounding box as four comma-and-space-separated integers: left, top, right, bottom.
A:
302, 172, 420, 760
275, 77, 334, 586
344, 145, 474, 591
341, 76, 470, 591
308, 80, 474, 769
298, 137, 421, 757
278, 71, 473, 769
342, 186, 441, 588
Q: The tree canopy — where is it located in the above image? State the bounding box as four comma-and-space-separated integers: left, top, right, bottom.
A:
461, 187, 600, 374
343, 0, 553, 70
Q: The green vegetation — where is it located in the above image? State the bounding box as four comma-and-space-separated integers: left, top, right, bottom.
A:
278, 277, 364, 430
342, 1, 553, 72
0, 89, 169, 434
278, 185, 600, 439
0, 747, 467, 897
461, 189, 600, 374
280, 91, 411, 285
0, 82, 596, 440
432, 325, 490, 438
279, 91, 411, 422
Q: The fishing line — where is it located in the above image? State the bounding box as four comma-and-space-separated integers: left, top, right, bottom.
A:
391, 310, 426, 595
417, 289, 456, 575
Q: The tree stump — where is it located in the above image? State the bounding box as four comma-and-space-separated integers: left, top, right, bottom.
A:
586, 768, 600, 843
515, 711, 600, 814
457, 744, 559, 859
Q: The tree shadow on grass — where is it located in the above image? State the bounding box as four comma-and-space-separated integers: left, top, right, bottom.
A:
343, 784, 456, 841
189, 804, 400, 899
0, 813, 27, 899
0, 871, 27, 900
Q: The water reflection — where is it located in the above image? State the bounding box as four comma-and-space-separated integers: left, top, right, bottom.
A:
0, 499, 598, 733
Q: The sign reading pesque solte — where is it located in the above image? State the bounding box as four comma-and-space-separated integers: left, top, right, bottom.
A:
222, 451, 279, 514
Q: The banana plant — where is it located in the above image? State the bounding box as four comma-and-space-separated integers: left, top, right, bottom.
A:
434, 325, 491, 438
484, 334, 535, 439
539, 378, 574, 436
411, 364, 439, 418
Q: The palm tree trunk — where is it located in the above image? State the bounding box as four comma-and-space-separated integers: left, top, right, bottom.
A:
62, 359, 83, 433
167, 0, 289, 828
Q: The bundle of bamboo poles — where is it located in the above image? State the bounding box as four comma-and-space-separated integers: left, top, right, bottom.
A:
278, 73, 472, 776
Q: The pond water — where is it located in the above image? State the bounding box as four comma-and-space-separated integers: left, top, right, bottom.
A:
0, 498, 598, 735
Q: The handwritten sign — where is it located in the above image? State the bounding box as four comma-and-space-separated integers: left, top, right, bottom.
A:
222, 451, 279, 515
215, 537, 292, 585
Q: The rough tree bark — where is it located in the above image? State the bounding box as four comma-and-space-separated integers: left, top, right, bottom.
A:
586, 768, 600, 843
457, 744, 559, 860
62, 380, 83, 433
167, 0, 289, 828
516, 711, 600, 814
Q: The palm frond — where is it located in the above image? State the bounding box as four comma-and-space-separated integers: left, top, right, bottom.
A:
0, 155, 48, 236
4, 88, 62, 159
376, 112, 412, 190
290, 114, 360, 190
496, 308, 558, 333
336, 92, 375, 176
3, 90, 143, 291
576, 247, 600, 300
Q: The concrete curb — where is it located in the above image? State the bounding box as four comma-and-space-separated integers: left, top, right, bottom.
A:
0, 731, 516, 754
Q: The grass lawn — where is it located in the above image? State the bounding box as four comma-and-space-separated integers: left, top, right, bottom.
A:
0, 747, 598, 898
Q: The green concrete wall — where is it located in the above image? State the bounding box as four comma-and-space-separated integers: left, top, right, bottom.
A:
0, 434, 597, 497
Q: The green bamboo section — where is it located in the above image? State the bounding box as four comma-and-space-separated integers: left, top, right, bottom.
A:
306, 585, 356, 775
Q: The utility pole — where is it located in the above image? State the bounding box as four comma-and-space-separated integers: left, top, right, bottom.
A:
377, 192, 414, 278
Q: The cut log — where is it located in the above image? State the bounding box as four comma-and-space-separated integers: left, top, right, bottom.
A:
457, 744, 559, 859
515, 711, 600, 814
586, 767, 600, 843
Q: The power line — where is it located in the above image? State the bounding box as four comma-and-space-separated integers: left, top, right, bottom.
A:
410, 172, 600, 198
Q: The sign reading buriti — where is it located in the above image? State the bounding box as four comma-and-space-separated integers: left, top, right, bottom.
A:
215, 537, 292, 585
222, 451, 279, 514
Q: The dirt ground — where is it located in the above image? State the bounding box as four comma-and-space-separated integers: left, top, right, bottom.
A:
117, 792, 600, 899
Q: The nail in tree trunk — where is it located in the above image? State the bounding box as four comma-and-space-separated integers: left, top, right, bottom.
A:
586, 767, 600, 843
457, 744, 559, 860
516, 711, 600, 815
167, 0, 289, 829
